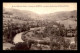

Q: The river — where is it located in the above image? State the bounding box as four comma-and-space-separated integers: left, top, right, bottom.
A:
13, 29, 75, 45
13, 32, 24, 44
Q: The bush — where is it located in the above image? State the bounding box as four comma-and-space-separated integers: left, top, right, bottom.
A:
52, 42, 61, 50
63, 39, 70, 50
70, 43, 77, 50
10, 42, 32, 50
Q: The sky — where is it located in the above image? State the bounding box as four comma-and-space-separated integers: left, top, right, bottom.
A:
3, 3, 77, 14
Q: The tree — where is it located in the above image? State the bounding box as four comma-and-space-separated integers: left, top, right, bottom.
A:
10, 41, 33, 50
70, 43, 77, 50
63, 39, 70, 50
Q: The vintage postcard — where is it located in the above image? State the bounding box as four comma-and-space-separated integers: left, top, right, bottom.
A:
3, 2, 77, 50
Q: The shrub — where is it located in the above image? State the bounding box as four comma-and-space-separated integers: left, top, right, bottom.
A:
10, 42, 32, 50
70, 43, 77, 50
63, 39, 70, 50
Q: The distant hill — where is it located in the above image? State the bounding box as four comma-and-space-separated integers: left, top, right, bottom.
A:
3, 8, 40, 21
3, 8, 77, 29
41, 10, 77, 21
41, 10, 77, 28
3, 8, 77, 21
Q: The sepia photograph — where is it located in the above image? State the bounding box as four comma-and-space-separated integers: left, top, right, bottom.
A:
3, 2, 77, 50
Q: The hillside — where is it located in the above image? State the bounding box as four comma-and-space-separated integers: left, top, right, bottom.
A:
3, 8, 39, 21
41, 10, 77, 21
41, 10, 77, 28
3, 8, 77, 29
